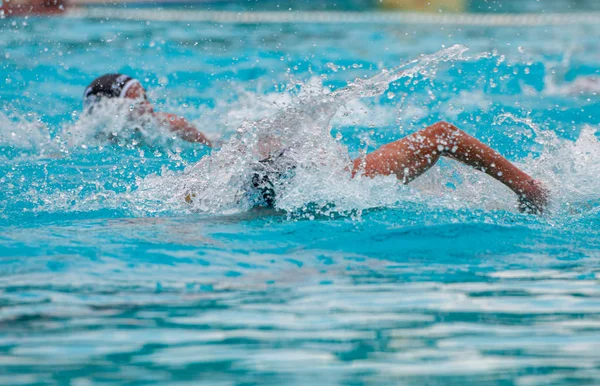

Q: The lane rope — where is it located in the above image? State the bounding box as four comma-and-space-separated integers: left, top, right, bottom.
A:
63, 8, 600, 26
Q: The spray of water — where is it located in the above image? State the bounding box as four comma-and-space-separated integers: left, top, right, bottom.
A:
134, 45, 474, 216
0, 109, 53, 155
60, 98, 196, 150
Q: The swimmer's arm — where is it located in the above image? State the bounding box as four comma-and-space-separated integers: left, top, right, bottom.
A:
154, 112, 212, 146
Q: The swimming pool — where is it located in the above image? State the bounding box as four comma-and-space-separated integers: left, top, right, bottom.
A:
1, 11, 600, 385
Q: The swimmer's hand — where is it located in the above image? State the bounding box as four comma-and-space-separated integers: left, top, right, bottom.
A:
517, 179, 549, 215
154, 112, 212, 147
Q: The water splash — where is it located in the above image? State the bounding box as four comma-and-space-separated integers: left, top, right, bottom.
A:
527, 124, 600, 214
0, 110, 54, 155
60, 99, 198, 150
135, 45, 472, 216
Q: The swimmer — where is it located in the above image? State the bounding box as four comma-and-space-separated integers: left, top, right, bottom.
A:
83, 74, 211, 146
188, 121, 548, 214
252, 122, 545, 215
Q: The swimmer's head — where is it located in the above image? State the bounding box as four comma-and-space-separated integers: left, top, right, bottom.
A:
83, 74, 150, 112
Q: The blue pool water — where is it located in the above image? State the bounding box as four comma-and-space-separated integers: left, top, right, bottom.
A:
1, 14, 600, 385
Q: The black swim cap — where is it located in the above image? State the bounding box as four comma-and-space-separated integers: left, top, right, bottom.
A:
83, 74, 141, 107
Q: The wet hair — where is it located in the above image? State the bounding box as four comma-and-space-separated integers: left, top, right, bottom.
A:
83, 74, 142, 108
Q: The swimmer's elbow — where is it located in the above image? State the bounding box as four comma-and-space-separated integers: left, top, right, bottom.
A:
154, 112, 211, 146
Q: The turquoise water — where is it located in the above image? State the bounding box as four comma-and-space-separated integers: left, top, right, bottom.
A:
1, 15, 600, 385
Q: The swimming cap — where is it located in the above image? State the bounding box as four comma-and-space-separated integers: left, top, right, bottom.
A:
83, 74, 141, 107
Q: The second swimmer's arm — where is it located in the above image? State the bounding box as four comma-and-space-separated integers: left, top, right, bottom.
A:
154, 112, 212, 146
